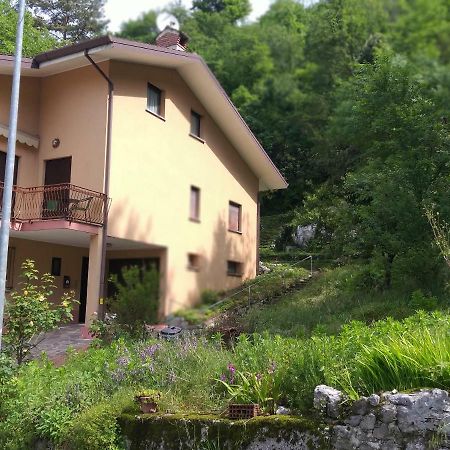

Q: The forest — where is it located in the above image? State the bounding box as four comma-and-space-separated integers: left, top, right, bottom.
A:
1, 0, 450, 292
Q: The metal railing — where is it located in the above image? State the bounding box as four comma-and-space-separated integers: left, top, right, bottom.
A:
0, 182, 109, 227
208, 255, 314, 311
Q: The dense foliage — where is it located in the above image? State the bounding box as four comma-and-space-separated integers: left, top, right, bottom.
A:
118, 0, 450, 291
1, 308, 449, 448
108, 266, 160, 339
0, 0, 56, 56
3, 260, 76, 365
27, 0, 108, 42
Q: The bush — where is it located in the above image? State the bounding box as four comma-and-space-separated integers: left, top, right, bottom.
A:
108, 266, 159, 338
3, 259, 76, 364
201, 289, 219, 305
65, 389, 134, 450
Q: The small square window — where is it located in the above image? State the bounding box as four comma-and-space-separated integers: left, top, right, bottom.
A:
227, 260, 242, 277
190, 110, 201, 138
228, 202, 242, 233
190, 186, 200, 221
147, 83, 163, 117
51, 257, 62, 276
188, 253, 201, 271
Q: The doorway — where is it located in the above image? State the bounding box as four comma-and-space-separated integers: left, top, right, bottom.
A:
79, 256, 89, 323
43, 157, 72, 218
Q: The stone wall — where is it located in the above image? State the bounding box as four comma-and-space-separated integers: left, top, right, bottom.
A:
314, 385, 450, 449
118, 387, 450, 449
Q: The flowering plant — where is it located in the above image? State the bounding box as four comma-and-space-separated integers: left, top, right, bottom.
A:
217, 362, 279, 412
4, 259, 76, 365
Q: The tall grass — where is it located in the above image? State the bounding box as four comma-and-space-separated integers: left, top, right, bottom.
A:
244, 264, 448, 337
1, 310, 450, 448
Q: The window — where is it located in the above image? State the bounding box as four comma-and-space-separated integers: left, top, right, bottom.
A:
227, 260, 242, 277
147, 83, 163, 117
190, 110, 201, 138
187, 253, 200, 271
190, 186, 200, 221
228, 201, 242, 233
51, 257, 62, 276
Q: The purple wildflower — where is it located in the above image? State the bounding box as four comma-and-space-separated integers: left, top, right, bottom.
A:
256, 373, 262, 382
139, 343, 160, 360
220, 374, 227, 382
227, 363, 236, 374
268, 361, 277, 374
117, 355, 130, 367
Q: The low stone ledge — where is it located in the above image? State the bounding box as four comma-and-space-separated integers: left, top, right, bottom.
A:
118, 412, 329, 450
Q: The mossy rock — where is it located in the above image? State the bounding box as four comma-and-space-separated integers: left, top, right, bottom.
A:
119, 412, 330, 449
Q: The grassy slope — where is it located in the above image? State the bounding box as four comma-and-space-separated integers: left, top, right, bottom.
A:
242, 264, 449, 338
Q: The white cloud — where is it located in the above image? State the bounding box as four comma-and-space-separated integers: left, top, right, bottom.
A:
105, 0, 274, 33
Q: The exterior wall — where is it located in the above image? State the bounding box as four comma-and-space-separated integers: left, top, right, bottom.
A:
8, 237, 89, 323
37, 63, 109, 191
0, 64, 109, 190
0, 75, 41, 186
0, 75, 41, 136
109, 61, 259, 314
1, 59, 262, 318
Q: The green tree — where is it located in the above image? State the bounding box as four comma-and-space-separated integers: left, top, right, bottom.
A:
192, 0, 251, 22
27, 0, 108, 43
309, 53, 450, 288
117, 10, 158, 44
0, 0, 56, 56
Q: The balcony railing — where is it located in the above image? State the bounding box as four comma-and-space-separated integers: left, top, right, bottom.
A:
0, 183, 109, 227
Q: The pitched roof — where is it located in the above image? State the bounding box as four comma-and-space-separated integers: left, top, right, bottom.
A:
0, 36, 288, 191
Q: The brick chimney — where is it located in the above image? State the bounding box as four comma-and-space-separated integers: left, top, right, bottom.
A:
155, 27, 189, 51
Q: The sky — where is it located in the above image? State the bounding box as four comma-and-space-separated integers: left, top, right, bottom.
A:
105, 0, 274, 32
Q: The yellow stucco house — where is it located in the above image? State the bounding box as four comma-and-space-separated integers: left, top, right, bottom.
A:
0, 29, 287, 327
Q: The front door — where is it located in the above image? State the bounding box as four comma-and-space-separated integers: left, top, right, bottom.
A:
79, 256, 89, 323
43, 157, 72, 218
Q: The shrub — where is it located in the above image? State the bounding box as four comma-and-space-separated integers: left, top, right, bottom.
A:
108, 266, 159, 339
65, 389, 134, 450
201, 289, 219, 305
3, 259, 76, 364
409, 289, 438, 311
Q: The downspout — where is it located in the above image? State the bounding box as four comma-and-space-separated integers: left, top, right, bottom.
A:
84, 50, 113, 320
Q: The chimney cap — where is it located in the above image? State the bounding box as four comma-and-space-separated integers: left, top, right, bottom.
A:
155, 26, 190, 51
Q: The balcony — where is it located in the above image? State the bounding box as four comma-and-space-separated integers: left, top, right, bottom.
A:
0, 183, 109, 227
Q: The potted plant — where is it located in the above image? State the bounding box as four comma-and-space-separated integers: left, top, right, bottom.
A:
217, 365, 278, 420
135, 389, 161, 414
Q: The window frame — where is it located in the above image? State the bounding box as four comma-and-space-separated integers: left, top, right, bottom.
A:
228, 201, 242, 234
187, 253, 201, 272
146, 83, 165, 120
189, 185, 201, 222
51, 257, 62, 276
227, 260, 243, 277
190, 110, 202, 140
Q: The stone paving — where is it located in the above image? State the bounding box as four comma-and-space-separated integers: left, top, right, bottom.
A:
31, 324, 92, 364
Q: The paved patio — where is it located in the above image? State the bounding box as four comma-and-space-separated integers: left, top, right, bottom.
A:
31, 324, 92, 364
